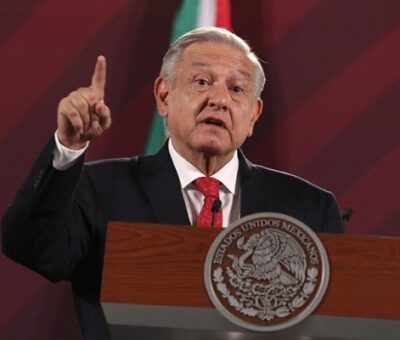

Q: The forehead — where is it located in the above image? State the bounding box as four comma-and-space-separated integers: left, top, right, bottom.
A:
177, 42, 255, 79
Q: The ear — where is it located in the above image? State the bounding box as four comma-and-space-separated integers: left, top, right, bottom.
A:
154, 76, 170, 117
247, 98, 263, 137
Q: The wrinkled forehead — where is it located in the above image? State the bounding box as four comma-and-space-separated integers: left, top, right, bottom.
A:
177, 41, 256, 79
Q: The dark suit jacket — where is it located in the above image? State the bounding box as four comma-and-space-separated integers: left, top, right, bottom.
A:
1, 138, 343, 340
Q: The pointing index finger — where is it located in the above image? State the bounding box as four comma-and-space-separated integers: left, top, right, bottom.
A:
91, 55, 106, 94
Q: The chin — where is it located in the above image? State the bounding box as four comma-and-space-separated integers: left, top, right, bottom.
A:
190, 130, 235, 155
195, 139, 228, 156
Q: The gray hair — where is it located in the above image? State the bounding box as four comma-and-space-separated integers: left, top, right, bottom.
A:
160, 27, 266, 101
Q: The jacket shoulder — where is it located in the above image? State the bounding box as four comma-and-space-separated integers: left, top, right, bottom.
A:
248, 163, 330, 194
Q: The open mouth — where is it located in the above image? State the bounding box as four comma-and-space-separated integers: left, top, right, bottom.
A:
202, 118, 226, 129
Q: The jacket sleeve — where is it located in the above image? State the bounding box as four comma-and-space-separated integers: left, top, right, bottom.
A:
1, 137, 95, 282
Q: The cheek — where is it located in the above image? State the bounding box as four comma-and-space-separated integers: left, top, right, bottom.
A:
169, 91, 196, 112
232, 114, 254, 139
166, 102, 194, 131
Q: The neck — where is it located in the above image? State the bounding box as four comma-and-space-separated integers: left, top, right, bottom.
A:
190, 152, 233, 176
170, 140, 234, 176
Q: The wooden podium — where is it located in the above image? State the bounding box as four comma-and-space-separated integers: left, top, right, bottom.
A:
101, 222, 400, 340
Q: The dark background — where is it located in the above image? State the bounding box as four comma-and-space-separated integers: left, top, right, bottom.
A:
1, 1, 399, 338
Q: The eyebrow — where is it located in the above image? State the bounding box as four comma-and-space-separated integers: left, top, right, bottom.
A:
190, 61, 252, 79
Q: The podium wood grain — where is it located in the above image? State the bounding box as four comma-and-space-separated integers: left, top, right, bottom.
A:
101, 222, 400, 320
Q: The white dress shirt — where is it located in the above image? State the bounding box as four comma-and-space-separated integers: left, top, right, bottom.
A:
53, 131, 88, 170
168, 139, 240, 228
52, 133, 241, 228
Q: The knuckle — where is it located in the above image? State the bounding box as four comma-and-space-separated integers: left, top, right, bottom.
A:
71, 97, 87, 113
58, 98, 68, 112
88, 91, 98, 103
100, 103, 110, 115
69, 90, 79, 98
68, 110, 79, 119
79, 88, 95, 101
80, 112, 90, 123
77, 101, 88, 113
71, 117, 83, 127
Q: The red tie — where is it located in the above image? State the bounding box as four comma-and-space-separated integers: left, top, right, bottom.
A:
194, 177, 222, 228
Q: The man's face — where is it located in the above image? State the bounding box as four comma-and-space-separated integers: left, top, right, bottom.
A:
155, 42, 263, 161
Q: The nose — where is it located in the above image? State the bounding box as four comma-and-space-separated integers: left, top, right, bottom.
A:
208, 84, 228, 111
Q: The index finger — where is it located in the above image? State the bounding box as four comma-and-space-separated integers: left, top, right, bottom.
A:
91, 55, 106, 93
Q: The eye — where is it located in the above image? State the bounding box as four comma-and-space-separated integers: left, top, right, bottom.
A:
195, 78, 209, 86
231, 86, 243, 93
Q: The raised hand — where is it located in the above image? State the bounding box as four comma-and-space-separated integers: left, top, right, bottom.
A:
57, 56, 112, 149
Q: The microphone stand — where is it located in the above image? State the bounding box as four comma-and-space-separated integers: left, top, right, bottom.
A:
211, 199, 222, 228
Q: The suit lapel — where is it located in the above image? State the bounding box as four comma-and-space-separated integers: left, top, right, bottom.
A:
139, 143, 191, 225
140, 146, 271, 224
238, 150, 272, 217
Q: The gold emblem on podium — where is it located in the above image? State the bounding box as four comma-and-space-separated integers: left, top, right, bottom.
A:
204, 213, 330, 331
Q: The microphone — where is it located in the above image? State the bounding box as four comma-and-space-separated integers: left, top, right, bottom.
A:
342, 207, 354, 228
211, 199, 222, 227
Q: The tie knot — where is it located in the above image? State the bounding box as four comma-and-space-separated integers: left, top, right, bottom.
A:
194, 177, 220, 198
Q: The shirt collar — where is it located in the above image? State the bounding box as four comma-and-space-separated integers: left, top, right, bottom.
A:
168, 139, 239, 195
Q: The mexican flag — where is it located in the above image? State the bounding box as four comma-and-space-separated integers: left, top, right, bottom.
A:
144, 0, 232, 155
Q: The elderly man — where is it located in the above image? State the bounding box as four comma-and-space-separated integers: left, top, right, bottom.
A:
2, 27, 343, 340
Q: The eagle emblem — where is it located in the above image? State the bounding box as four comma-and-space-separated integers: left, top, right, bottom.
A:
205, 213, 329, 331
231, 229, 306, 286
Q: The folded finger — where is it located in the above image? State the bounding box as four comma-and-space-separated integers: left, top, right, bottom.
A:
69, 92, 91, 129
95, 101, 112, 129
77, 87, 102, 106
60, 105, 84, 134
84, 115, 102, 139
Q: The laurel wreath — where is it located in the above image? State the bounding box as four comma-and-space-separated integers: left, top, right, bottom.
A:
213, 266, 318, 320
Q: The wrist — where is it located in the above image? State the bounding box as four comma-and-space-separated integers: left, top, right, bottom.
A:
56, 130, 88, 150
